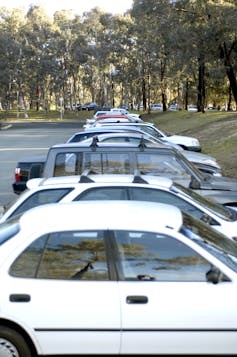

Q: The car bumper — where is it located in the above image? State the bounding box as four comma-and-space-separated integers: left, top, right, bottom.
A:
12, 182, 27, 195
187, 146, 201, 152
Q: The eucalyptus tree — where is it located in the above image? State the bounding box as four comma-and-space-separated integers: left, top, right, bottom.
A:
130, 0, 184, 111
206, 0, 237, 109
172, 0, 237, 111
23, 4, 56, 111
0, 7, 26, 112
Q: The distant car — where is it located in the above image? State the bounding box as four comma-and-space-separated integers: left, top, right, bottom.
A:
109, 108, 141, 120
150, 103, 163, 111
93, 110, 110, 119
81, 102, 98, 111
168, 103, 179, 111
83, 116, 132, 129
187, 104, 198, 112
206, 105, 218, 111
0, 200, 237, 355
2, 174, 237, 240
84, 113, 143, 129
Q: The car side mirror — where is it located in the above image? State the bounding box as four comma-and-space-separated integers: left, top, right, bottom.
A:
189, 176, 200, 189
206, 266, 222, 284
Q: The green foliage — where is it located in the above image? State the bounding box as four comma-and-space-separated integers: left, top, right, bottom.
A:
0, 1, 236, 112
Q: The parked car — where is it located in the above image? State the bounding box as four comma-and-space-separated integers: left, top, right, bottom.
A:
187, 104, 198, 112
11, 137, 237, 207
81, 102, 98, 111
84, 113, 143, 129
2, 174, 237, 240
109, 108, 141, 119
90, 121, 201, 151
0, 200, 237, 355
150, 103, 163, 111
83, 116, 138, 129
93, 110, 110, 119
168, 103, 179, 111
79, 132, 222, 176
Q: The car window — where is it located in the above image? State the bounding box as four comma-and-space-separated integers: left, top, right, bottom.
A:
7, 188, 73, 220
136, 153, 190, 179
54, 152, 83, 176
74, 186, 218, 225
83, 153, 131, 174
69, 133, 94, 142
127, 187, 218, 224
10, 231, 109, 280
113, 230, 210, 281
75, 187, 128, 201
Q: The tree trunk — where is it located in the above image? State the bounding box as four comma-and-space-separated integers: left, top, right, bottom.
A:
220, 42, 237, 108
197, 54, 205, 113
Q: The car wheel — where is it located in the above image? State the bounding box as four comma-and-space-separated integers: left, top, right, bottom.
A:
0, 326, 32, 357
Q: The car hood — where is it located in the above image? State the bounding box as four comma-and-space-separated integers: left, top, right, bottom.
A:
183, 151, 220, 168
167, 134, 198, 144
200, 175, 237, 191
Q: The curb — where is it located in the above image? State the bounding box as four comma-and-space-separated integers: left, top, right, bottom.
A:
0, 124, 12, 130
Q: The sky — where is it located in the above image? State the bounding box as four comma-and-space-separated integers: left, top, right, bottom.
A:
0, 0, 134, 16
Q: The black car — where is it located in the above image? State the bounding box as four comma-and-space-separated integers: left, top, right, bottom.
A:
81, 102, 98, 111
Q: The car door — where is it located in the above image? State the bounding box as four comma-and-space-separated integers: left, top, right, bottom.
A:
112, 230, 237, 354
4, 230, 121, 355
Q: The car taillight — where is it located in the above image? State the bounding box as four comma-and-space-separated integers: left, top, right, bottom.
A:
15, 167, 21, 182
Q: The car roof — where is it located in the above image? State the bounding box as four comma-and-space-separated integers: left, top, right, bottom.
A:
82, 132, 156, 141
50, 137, 168, 150
96, 114, 127, 119
27, 174, 173, 189
17, 200, 183, 233
93, 122, 155, 127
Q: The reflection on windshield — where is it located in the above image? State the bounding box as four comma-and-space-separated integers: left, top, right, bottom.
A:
173, 183, 237, 221
181, 212, 237, 273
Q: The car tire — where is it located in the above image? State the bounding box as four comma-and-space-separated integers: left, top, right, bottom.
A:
0, 325, 32, 357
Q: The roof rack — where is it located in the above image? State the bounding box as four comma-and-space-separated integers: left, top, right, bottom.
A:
90, 136, 99, 151
79, 169, 95, 183
138, 136, 147, 150
132, 170, 149, 184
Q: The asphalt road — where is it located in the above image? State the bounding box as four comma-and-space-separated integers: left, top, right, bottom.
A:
0, 120, 84, 208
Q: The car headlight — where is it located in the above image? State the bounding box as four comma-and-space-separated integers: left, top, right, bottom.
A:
192, 139, 200, 146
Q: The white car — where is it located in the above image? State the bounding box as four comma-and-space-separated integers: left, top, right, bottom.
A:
150, 103, 163, 111
110, 107, 141, 120
0, 200, 237, 355
1, 174, 237, 240
90, 121, 201, 152
187, 104, 198, 112
83, 109, 142, 129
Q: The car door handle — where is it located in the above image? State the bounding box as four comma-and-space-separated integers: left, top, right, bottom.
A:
126, 295, 148, 304
9, 294, 31, 302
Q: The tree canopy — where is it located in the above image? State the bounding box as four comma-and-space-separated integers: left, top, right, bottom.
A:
0, 0, 236, 113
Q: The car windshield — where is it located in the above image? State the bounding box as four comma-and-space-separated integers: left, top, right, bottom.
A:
172, 183, 237, 222
181, 212, 237, 273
